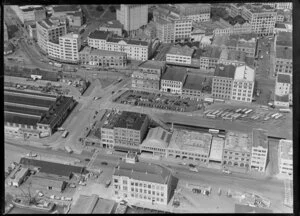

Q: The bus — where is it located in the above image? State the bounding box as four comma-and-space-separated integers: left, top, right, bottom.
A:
223, 116, 233, 121
235, 108, 242, 113
204, 98, 214, 103
212, 110, 220, 115
221, 112, 229, 117
275, 114, 283, 119
241, 108, 248, 113
204, 110, 212, 115
279, 109, 291, 113
62, 130, 69, 138
207, 114, 216, 119
271, 113, 279, 118
245, 109, 253, 114
209, 129, 219, 134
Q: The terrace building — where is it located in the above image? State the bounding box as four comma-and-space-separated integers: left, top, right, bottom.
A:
36, 17, 67, 53
166, 45, 194, 66
218, 49, 251, 67
178, 4, 211, 22
212, 64, 236, 100
167, 130, 212, 164
182, 74, 207, 98
275, 46, 292, 75
11, 5, 46, 24
113, 111, 149, 152
132, 60, 166, 91
250, 129, 268, 172
199, 46, 222, 70
112, 161, 173, 205
4, 88, 76, 138
79, 46, 127, 68
88, 30, 150, 61
231, 65, 255, 103
278, 139, 293, 177
222, 131, 252, 170
225, 33, 257, 58
160, 67, 187, 94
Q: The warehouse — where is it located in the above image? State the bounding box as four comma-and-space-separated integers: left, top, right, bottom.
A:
8, 168, 29, 187
4, 88, 76, 138
30, 175, 67, 192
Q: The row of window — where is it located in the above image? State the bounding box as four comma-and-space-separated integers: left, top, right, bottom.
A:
115, 191, 165, 202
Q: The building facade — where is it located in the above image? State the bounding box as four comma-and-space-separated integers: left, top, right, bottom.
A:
79, 46, 127, 68
116, 4, 148, 33
166, 45, 194, 65
155, 18, 175, 43
275, 46, 292, 75
112, 161, 172, 205
250, 129, 268, 172
36, 17, 67, 53
178, 4, 211, 22
199, 46, 222, 70
160, 67, 187, 94
11, 5, 46, 24
275, 73, 291, 96
278, 139, 293, 177
212, 64, 235, 100
51, 5, 83, 27
231, 65, 255, 103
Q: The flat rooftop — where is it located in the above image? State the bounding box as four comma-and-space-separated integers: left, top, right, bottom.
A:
100, 20, 123, 29
183, 74, 205, 91
92, 198, 115, 214
61, 32, 79, 39
277, 73, 291, 84
52, 5, 80, 12
138, 60, 165, 70
220, 49, 246, 62
37, 17, 65, 29
167, 45, 194, 57
275, 94, 289, 102
224, 131, 252, 153
276, 32, 292, 47
101, 110, 122, 129
161, 67, 187, 82
4, 105, 46, 117
169, 129, 212, 155
279, 139, 293, 160
276, 46, 292, 60
88, 30, 111, 40
114, 111, 147, 131
107, 37, 148, 46
5, 113, 40, 126
209, 137, 225, 162
141, 127, 172, 149
80, 46, 126, 56
234, 65, 255, 82
252, 129, 268, 149
4, 88, 57, 98
21, 6, 44, 12
70, 194, 99, 214
199, 46, 222, 59
4, 94, 54, 108
214, 64, 236, 78
114, 161, 171, 184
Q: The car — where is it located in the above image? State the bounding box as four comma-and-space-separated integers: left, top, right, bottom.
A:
78, 137, 83, 142
101, 161, 108, 165
222, 169, 232, 174
85, 158, 90, 162
189, 167, 198, 173
69, 183, 76, 188
26, 153, 37, 157
189, 164, 196, 168
119, 200, 127, 205
79, 181, 86, 186
38, 192, 44, 197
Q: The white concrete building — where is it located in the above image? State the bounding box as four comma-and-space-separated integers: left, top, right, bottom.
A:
160, 67, 187, 94
36, 17, 67, 53
209, 137, 225, 165
116, 4, 148, 33
174, 19, 193, 42
275, 46, 292, 75
88, 30, 150, 61
231, 65, 255, 103
178, 4, 211, 22
275, 73, 291, 96
166, 45, 194, 65
112, 161, 172, 205
278, 139, 293, 177
251, 129, 268, 172
47, 33, 81, 63
11, 5, 46, 24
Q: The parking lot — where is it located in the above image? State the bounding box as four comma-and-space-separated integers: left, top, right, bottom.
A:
113, 90, 203, 112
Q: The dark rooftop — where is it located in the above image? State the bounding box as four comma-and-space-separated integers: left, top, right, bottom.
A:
100, 20, 123, 29
53, 5, 80, 12
114, 111, 148, 131
276, 32, 292, 47
88, 30, 111, 40
22, 6, 44, 12
235, 204, 273, 213
252, 129, 268, 148
138, 60, 166, 70
113, 161, 171, 184
4, 88, 57, 98
275, 94, 289, 102
4, 94, 54, 108
275, 23, 286, 29
199, 46, 222, 59
5, 113, 40, 126
108, 38, 149, 46
19, 157, 86, 177
277, 73, 291, 84
183, 74, 205, 91
4, 105, 47, 117
161, 67, 187, 82
214, 64, 236, 78
276, 46, 292, 59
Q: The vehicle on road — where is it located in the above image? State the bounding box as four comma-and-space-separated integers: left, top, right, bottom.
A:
101, 161, 108, 165
64, 146, 73, 154
209, 129, 219, 134
79, 181, 86, 186
57, 127, 65, 131
69, 183, 76, 188
206, 114, 216, 119
279, 108, 290, 113
105, 180, 111, 188
189, 167, 199, 173
245, 109, 253, 114
84, 158, 90, 162
189, 164, 196, 168
178, 162, 187, 166
62, 130, 69, 138
26, 153, 37, 157
222, 169, 232, 174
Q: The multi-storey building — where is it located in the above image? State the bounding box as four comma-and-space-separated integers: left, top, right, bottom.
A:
178, 4, 211, 22
166, 45, 194, 65
112, 161, 172, 205
199, 46, 222, 70
218, 49, 248, 66
160, 67, 187, 94
174, 19, 193, 42
222, 131, 252, 170
88, 30, 150, 61
116, 4, 148, 33
276, 3, 292, 10
251, 129, 268, 172
51, 5, 83, 27
47, 33, 81, 63
155, 18, 175, 43
274, 95, 290, 107
114, 111, 149, 152
79, 46, 127, 68
132, 60, 166, 91
11, 5, 46, 24
278, 139, 293, 177
275, 73, 291, 96
214, 21, 252, 35
28, 24, 37, 39
99, 20, 123, 37
224, 33, 257, 58
230, 3, 277, 36
182, 74, 207, 98
231, 65, 255, 103
276, 10, 285, 23
212, 64, 236, 100
275, 46, 292, 75
36, 17, 67, 53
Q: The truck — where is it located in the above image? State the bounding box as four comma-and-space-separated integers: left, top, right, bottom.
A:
206, 114, 216, 119
65, 146, 73, 154
204, 98, 214, 103
105, 179, 111, 188
30, 75, 42, 81
62, 130, 69, 138
39, 132, 50, 138
279, 108, 291, 113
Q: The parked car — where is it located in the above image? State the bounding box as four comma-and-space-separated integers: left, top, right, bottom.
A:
101, 161, 108, 165
85, 158, 90, 162
189, 164, 196, 168
178, 162, 187, 166
69, 183, 76, 188
222, 169, 232, 174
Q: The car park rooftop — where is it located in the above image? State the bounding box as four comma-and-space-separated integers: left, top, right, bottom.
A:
224, 131, 252, 153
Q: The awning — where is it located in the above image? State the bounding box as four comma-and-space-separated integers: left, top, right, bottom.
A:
114, 146, 140, 153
